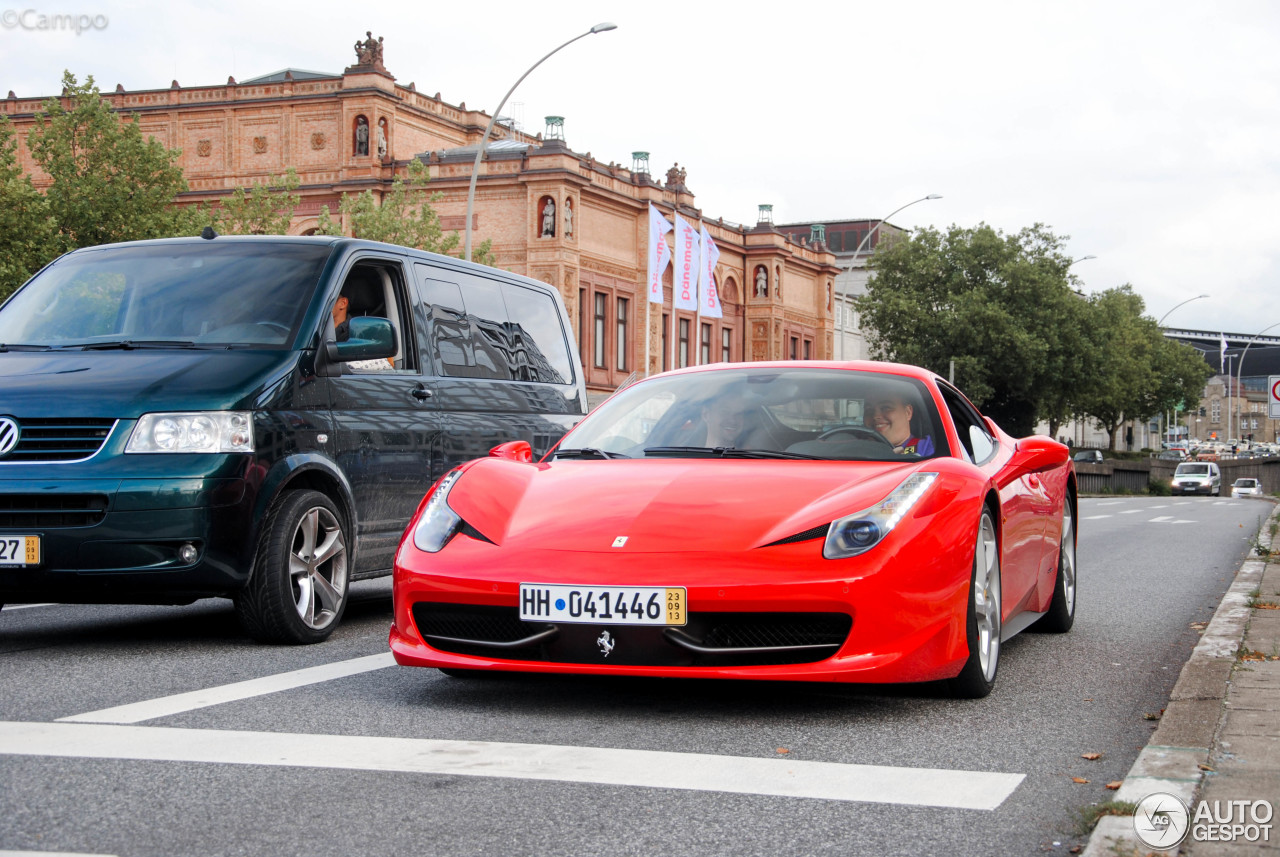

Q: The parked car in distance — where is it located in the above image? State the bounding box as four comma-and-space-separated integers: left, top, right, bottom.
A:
1073, 449, 1104, 464
1171, 461, 1222, 496
0, 235, 588, 643
1231, 478, 1263, 498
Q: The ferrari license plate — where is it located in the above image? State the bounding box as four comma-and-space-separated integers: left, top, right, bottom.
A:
0, 535, 40, 567
520, 584, 686, 626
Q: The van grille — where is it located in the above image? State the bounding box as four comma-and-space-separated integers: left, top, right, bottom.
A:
0, 494, 109, 527
0, 418, 117, 463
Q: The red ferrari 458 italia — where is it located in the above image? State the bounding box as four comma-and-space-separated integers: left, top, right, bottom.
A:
390, 361, 1077, 697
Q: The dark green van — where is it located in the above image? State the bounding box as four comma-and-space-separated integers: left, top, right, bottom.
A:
0, 235, 587, 642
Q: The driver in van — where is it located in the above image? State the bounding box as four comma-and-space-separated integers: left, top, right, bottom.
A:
870, 392, 934, 456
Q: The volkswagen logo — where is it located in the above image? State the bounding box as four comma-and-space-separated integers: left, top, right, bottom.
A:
0, 418, 18, 458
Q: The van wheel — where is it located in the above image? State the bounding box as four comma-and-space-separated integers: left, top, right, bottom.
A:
235, 489, 350, 644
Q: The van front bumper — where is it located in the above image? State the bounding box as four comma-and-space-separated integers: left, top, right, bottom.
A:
0, 476, 256, 604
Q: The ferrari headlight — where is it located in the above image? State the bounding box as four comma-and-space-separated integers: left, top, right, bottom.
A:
125, 412, 255, 454
824, 472, 938, 559
412, 470, 464, 553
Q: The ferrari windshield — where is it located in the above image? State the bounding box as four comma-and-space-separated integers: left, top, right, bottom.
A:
0, 242, 332, 349
560, 367, 947, 461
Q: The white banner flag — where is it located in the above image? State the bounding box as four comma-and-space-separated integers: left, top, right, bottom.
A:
699, 225, 722, 318
647, 204, 673, 305
673, 213, 700, 312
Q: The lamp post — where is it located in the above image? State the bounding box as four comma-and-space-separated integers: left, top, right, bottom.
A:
836, 194, 942, 360
1235, 320, 1280, 448
1070, 255, 1097, 266
462, 22, 617, 262
1156, 294, 1210, 327
1154, 294, 1209, 446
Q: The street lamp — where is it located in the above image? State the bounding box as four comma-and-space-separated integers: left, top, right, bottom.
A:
836, 194, 942, 359
1069, 255, 1097, 266
1234, 320, 1280, 447
1156, 294, 1209, 327
462, 22, 617, 262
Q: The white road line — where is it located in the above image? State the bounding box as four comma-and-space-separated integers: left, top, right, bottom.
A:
1121, 509, 1144, 514
1095, 501, 1125, 506
59, 653, 395, 724
1, 603, 57, 610
1149, 516, 1173, 523
0, 852, 117, 857
0, 721, 1024, 810
1084, 515, 1112, 520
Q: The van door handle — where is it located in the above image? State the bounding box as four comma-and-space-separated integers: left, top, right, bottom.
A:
411, 385, 433, 401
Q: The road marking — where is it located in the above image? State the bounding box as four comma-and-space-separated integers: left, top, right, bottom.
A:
0, 720, 1024, 810
1, 603, 57, 611
1095, 501, 1125, 506
0, 852, 117, 857
1084, 515, 1112, 520
1148, 505, 1168, 509
1149, 516, 1172, 522
60, 653, 395, 724
1121, 509, 1144, 514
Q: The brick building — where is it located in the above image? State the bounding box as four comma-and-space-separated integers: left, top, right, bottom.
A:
2, 34, 839, 403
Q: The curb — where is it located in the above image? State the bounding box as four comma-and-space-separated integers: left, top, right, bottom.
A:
1082, 500, 1279, 856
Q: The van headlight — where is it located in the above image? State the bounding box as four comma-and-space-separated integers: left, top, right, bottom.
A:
125, 412, 255, 453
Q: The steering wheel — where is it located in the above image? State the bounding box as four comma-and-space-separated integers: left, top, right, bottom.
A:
816, 426, 894, 447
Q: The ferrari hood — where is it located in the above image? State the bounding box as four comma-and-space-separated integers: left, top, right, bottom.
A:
446, 458, 923, 553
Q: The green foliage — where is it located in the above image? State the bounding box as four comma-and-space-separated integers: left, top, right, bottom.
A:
26, 72, 194, 251
212, 167, 301, 235
1075, 286, 1212, 450
316, 159, 495, 266
0, 116, 58, 302
853, 222, 1088, 436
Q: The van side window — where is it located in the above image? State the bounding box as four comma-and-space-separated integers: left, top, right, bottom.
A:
336, 261, 414, 372
457, 274, 515, 381
502, 283, 573, 384
416, 273, 477, 377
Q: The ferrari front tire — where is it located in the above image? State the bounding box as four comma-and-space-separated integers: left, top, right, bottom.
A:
947, 508, 1001, 699
1034, 497, 1077, 633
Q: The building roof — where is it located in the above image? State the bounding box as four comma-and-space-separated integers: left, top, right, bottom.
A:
239, 68, 338, 84
427, 140, 532, 164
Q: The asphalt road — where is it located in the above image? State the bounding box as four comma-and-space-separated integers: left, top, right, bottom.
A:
0, 495, 1271, 857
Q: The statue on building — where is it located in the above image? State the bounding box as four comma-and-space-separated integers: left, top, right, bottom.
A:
754, 266, 767, 298
541, 198, 556, 237
376, 118, 388, 159
353, 32, 385, 69
563, 199, 573, 239
665, 162, 688, 190
354, 116, 369, 156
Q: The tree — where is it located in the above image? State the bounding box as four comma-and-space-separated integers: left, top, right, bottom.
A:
212, 168, 302, 235
317, 159, 495, 265
1076, 286, 1211, 450
25, 72, 194, 251
0, 117, 58, 301
852, 222, 1090, 437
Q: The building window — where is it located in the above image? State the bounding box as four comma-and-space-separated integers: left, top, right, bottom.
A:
616, 297, 628, 371
700, 323, 711, 365
678, 319, 690, 368
662, 314, 669, 372
803, 339, 811, 360
578, 288, 586, 364
721, 328, 731, 363
790, 336, 798, 360
593, 292, 606, 369
1211, 400, 1221, 422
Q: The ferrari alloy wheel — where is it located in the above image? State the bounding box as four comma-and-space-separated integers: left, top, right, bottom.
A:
1034, 497, 1077, 633
948, 508, 1001, 698
235, 489, 350, 644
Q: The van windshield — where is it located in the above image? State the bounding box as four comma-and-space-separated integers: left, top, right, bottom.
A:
0, 242, 333, 349
1176, 464, 1210, 476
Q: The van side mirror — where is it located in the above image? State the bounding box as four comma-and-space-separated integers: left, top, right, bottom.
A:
326, 316, 396, 363
489, 440, 533, 463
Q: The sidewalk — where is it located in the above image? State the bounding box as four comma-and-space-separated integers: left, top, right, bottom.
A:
1085, 500, 1280, 856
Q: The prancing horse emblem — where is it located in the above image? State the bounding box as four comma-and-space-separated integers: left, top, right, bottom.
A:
596, 630, 616, 657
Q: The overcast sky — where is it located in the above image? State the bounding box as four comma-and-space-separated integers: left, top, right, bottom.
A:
2, 0, 1277, 337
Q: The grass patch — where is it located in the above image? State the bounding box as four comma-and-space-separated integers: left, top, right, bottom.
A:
1073, 800, 1137, 835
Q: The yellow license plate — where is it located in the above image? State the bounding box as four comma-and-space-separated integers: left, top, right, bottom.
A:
520, 584, 686, 626
0, 535, 40, 567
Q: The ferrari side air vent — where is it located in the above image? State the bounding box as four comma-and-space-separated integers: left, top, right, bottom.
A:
764, 523, 831, 547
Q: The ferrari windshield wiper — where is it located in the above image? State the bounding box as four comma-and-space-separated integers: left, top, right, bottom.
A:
643, 446, 820, 460
0, 343, 53, 352
551, 447, 629, 460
